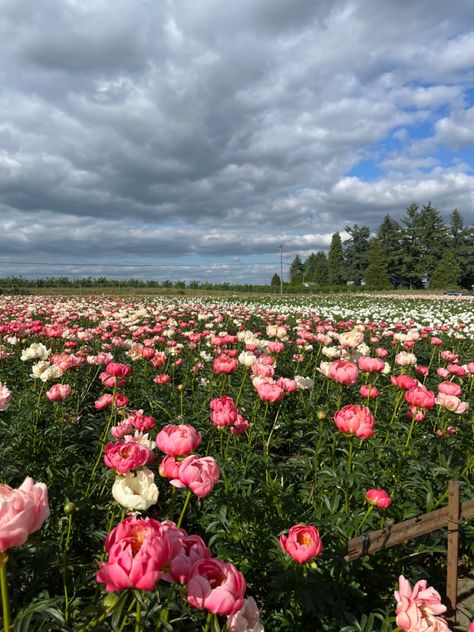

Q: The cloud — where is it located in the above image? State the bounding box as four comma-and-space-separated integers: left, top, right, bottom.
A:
0, 0, 473, 282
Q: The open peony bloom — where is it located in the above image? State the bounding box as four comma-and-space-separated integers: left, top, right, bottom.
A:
112, 468, 159, 512
187, 557, 246, 615
227, 596, 265, 632
279, 524, 323, 563
0, 477, 50, 552
395, 575, 450, 632
0, 382, 11, 411
334, 404, 375, 439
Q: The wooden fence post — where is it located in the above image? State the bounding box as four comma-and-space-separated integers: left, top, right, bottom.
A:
446, 480, 461, 624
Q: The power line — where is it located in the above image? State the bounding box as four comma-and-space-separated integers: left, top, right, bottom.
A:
0, 260, 291, 268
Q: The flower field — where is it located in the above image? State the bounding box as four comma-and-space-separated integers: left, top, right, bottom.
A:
0, 294, 473, 631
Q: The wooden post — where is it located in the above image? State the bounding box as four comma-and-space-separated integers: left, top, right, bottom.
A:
446, 480, 461, 623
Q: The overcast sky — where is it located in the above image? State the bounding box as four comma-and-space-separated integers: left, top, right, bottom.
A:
1, 0, 473, 283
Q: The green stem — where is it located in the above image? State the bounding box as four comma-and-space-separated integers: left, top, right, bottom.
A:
135, 600, 142, 632
176, 490, 193, 529
63, 512, 74, 622
357, 505, 374, 534
203, 611, 213, 632
0, 553, 11, 632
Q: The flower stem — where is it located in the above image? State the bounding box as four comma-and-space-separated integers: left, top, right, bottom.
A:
0, 553, 11, 632
135, 600, 142, 632
177, 490, 193, 529
203, 611, 213, 632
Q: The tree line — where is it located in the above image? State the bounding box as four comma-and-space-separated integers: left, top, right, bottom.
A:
286, 203, 474, 290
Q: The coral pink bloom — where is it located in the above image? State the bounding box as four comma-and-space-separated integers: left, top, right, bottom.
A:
97, 516, 171, 592
267, 341, 285, 354
391, 375, 419, 390
156, 424, 202, 456
187, 558, 246, 615
437, 381, 461, 396
104, 441, 153, 473
415, 365, 429, 377
127, 411, 156, 431
276, 377, 298, 393
255, 381, 285, 403
105, 362, 131, 378
251, 363, 275, 378
159, 456, 181, 480
210, 396, 238, 427
430, 337, 443, 346
230, 415, 249, 435
359, 384, 379, 399
358, 356, 385, 373
436, 367, 450, 378
167, 534, 211, 584
154, 374, 171, 384
395, 575, 449, 632
141, 347, 155, 360
279, 524, 323, 563
375, 347, 389, 358
213, 353, 239, 374
366, 489, 392, 509
46, 383, 72, 402
0, 383, 12, 411
95, 393, 113, 410
435, 393, 469, 414
0, 477, 50, 552
407, 406, 426, 422
447, 363, 466, 377
405, 386, 435, 409
328, 360, 359, 386
177, 456, 220, 498
334, 404, 375, 439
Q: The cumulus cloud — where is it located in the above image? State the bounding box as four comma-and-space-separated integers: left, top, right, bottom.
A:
0, 0, 473, 282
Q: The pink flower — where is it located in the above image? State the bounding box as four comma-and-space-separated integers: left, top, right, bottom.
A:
97, 516, 171, 592
167, 534, 211, 584
105, 362, 131, 378
0, 383, 12, 411
213, 353, 239, 374
395, 575, 449, 632
358, 356, 385, 373
0, 477, 50, 552
127, 411, 156, 431
407, 406, 426, 422
210, 396, 239, 428
187, 558, 246, 615
45, 383, 72, 402
231, 416, 249, 435
104, 441, 153, 473
328, 360, 359, 386
227, 597, 264, 632
176, 455, 220, 498
276, 377, 298, 393
359, 384, 379, 399
437, 381, 461, 397
159, 456, 181, 479
391, 375, 419, 390
366, 489, 392, 509
405, 386, 435, 409
154, 374, 171, 384
156, 424, 202, 456
279, 524, 323, 563
334, 404, 375, 439
435, 393, 469, 414
255, 381, 285, 403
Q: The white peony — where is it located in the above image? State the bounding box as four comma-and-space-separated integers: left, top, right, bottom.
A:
112, 468, 159, 512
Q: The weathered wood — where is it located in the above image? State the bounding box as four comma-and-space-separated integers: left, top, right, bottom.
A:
446, 481, 461, 623
345, 497, 474, 562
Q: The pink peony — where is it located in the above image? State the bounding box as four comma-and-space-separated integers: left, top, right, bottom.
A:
0, 383, 12, 411
46, 383, 72, 402
0, 477, 50, 552
255, 381, 285, 403
104, 441, 153, 473
279, 524, 323, 563
156, 424, 202, 456
405, 386, 435, 410
328, 360, 359, 386
227, 597, 264, 632
366, 489, 392, 509
187, 558, 246, 615
334, 404, 375, 439
395, 575, 449, 632
437, 381, 462, 397
176, 455, 220, 498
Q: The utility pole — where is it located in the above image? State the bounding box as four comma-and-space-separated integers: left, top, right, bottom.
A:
279, 245, 283, 295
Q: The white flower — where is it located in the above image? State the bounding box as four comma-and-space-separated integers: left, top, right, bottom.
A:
112, 468, 158, 512
226, 597, 264, 632
21, 343, 51, 362
294, 375, 315, 389
30, 361, 63, 382
238, 351, 258, 366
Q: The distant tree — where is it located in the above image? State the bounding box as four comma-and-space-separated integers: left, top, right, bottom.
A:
312, 251, 329, 285
343, 224, 370, 285
328, 233, 345, 285
303, 253, 318, 282
418, 202, 448, 282
289, 255, 304, 283
448, 209, 474, 289
364, 238, 391, 289
377, 214, 404, 276
271, 273, 281, 287
430, 250, 461, 289
400, 203, 425, 288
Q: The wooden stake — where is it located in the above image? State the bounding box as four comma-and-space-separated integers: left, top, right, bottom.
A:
446, 480, 461, 624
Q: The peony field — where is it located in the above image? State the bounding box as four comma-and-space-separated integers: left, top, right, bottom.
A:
0, 293, 473, 632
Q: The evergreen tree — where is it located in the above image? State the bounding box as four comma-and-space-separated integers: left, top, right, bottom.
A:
328, 233, 345, 285
303, 253, 318, 282
418, 202, 448, 282
364, 238, 391, 289
377, 214, 404, 276
448, 209, 474, 289
430, 250, 461, 289
289, 255, 304, 283
400, 203, 425, 288
343, 224, 370, 285
271, 273, 281, 287
313, 251, 329, 285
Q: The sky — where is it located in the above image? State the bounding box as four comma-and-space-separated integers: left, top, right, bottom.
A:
0, 0, 473, 284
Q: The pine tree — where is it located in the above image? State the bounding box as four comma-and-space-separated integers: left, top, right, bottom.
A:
328, 233, 345, 285
303, 253, 318, 282
313, 251, 329, 285
430, 250, 461, 289
377, 214, 404, 276
418, 202, 448, 282
448, 209, 474, 289
400, 203, 425, 288
271, 273, 281, 287
343, 224, 370, 285
364, 238, 391, 289
289, 255, 304, 283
